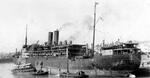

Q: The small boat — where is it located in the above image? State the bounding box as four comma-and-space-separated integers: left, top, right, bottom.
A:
32, 61, 49, 75
32, 70, 49, 75
126, 73, 136, 78
59, 71, 89, 78
12, 63, 36, 72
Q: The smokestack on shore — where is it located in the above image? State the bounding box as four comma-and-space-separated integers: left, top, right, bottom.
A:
48, 32, 53, 46
53, 30, 59, 45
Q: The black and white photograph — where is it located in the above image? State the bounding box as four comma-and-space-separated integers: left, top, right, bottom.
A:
0, 0, 149, 78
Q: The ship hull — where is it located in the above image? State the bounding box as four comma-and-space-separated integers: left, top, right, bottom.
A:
132, 68, 150, 77
93, 54, 141, 71
132, 53, 150, 77
45, 67, 130, 77
25, 56, 131, 77
18, 53, 141, 76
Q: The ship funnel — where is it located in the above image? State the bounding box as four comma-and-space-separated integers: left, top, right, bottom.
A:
48, 32, 53, 46
53, 30, 59, 45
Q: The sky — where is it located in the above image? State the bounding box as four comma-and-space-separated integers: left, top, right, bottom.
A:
0, 0, 150, 53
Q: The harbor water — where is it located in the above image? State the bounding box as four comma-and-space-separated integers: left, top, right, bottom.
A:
0, 63, 149, 78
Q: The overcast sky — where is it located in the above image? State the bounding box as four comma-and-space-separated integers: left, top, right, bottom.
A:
0, 0, 150, 53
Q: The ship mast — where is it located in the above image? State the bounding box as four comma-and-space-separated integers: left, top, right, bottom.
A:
66, 48, 69, 73
92, 2, 98, 55
25, 24, 28, 47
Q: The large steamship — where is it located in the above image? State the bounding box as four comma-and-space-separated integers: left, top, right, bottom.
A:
13, 2, 142, 77
13, 30, 141, 76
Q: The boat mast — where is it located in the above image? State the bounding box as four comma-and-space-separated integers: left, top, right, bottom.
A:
92, 2, 98, 55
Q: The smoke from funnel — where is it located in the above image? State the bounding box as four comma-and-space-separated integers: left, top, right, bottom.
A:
59, 15, 94, 44
58, 22, 75, 31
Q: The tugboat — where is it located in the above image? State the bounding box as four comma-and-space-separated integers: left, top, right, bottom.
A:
12, 41, 36, 73
12, 63, 36, 72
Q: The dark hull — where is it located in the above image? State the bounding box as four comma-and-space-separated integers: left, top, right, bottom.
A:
132, 68, 150, 77
132, 53, 150, 77
26, 56, 94, 70
12, 53, 140, 76
93, 54, 141, 71
32, 71, 49, 75
59, 72, 89, 78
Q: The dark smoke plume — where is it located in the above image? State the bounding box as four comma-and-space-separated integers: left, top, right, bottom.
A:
59, 15, 93, 43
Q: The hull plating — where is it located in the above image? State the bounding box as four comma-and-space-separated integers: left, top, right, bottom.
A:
24, 54, 141, 73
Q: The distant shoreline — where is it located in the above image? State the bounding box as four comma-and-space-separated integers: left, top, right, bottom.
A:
0, 58, 13, 63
